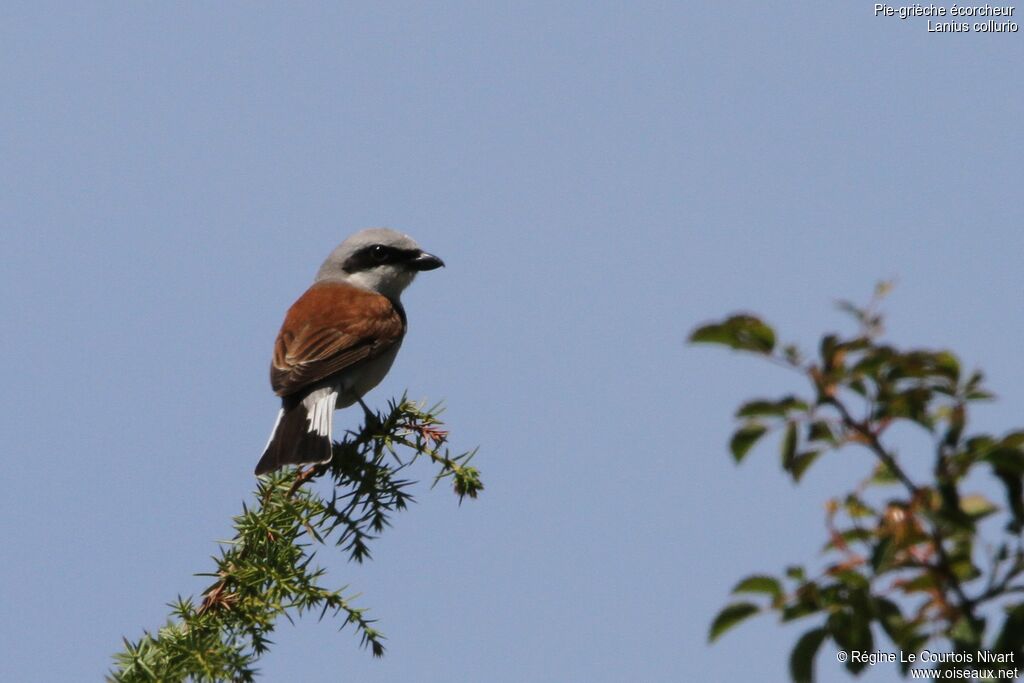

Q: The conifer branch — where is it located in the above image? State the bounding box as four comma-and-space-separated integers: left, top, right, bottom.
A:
110, 396, 481, 682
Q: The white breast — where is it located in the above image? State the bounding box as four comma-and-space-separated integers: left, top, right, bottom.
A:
333, 341, 403, 408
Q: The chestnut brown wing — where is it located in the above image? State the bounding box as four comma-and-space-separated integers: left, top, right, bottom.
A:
270, 282, 405, 397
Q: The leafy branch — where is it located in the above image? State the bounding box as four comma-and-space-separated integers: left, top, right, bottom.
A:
110, 396, 482, 682
692, 285, 1024, 681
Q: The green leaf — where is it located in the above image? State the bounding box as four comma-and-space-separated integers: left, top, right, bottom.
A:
986, 447, 1024, 474
959, 494, 998, 520
833, 570, 869, 590
843, 494, 876, 518
870, 537, 895, 572
993, 469, 1024, 533
949, 556, 981, 581
992, 604, 1024, 655
689, 315, 776, 354
829, 608, 874, 673
873, 597, 911, 644
783, 344, 802, 365
781, 421, 798, 471
782, 583, 822, 622
782, 601, 821, 622
878, 386, 934, 429
819, 334, 843, 372
807, 420, 836, 445
732, 575, 782, 600
789, 627, 828, 683
708, 602, 760, 642
835, 300, 862, 318
851, 348, 892, 380
897, 572, 937, 594
949, 614, 984, 648
848, 378, 868, 397
730, 423, 767, 463
932, 350, 960, 380
1002, 431, 1024, 449
736, 396, 809, 418
790, 451, 821, 482
869, 461, 899, 485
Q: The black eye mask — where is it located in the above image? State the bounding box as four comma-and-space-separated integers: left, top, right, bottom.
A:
342, 245, 421, 273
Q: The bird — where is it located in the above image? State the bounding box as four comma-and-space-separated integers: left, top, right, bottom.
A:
255, 228, 444, 475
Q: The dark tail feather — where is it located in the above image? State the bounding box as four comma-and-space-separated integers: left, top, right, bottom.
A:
255, 396, 334, 475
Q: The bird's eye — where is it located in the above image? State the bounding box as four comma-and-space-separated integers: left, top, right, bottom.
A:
371, 245, 388, 262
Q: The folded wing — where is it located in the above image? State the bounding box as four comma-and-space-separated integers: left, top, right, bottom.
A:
270, 282, 406, 398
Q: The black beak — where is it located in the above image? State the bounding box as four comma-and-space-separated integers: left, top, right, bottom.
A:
410, 251, 445, 271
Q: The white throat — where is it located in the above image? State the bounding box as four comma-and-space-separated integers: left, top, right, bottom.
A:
341, 266, 416, 301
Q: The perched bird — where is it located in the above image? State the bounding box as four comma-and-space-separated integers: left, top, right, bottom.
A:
255, 228, 444, 475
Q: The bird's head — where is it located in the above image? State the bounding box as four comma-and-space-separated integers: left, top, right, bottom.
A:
316, 228, 444, 300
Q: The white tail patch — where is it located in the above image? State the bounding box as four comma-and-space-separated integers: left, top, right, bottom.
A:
302, 388, 338, 437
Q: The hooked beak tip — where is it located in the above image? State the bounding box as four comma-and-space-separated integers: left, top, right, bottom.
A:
412, 251, 444, 271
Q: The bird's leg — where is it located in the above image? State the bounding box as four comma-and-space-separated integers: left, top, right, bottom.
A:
287, 465, 320, 497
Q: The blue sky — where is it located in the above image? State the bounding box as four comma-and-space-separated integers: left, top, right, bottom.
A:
2, 3, 1022, 681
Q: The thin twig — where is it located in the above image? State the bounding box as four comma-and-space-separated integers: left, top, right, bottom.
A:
824, 396, 976, 620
